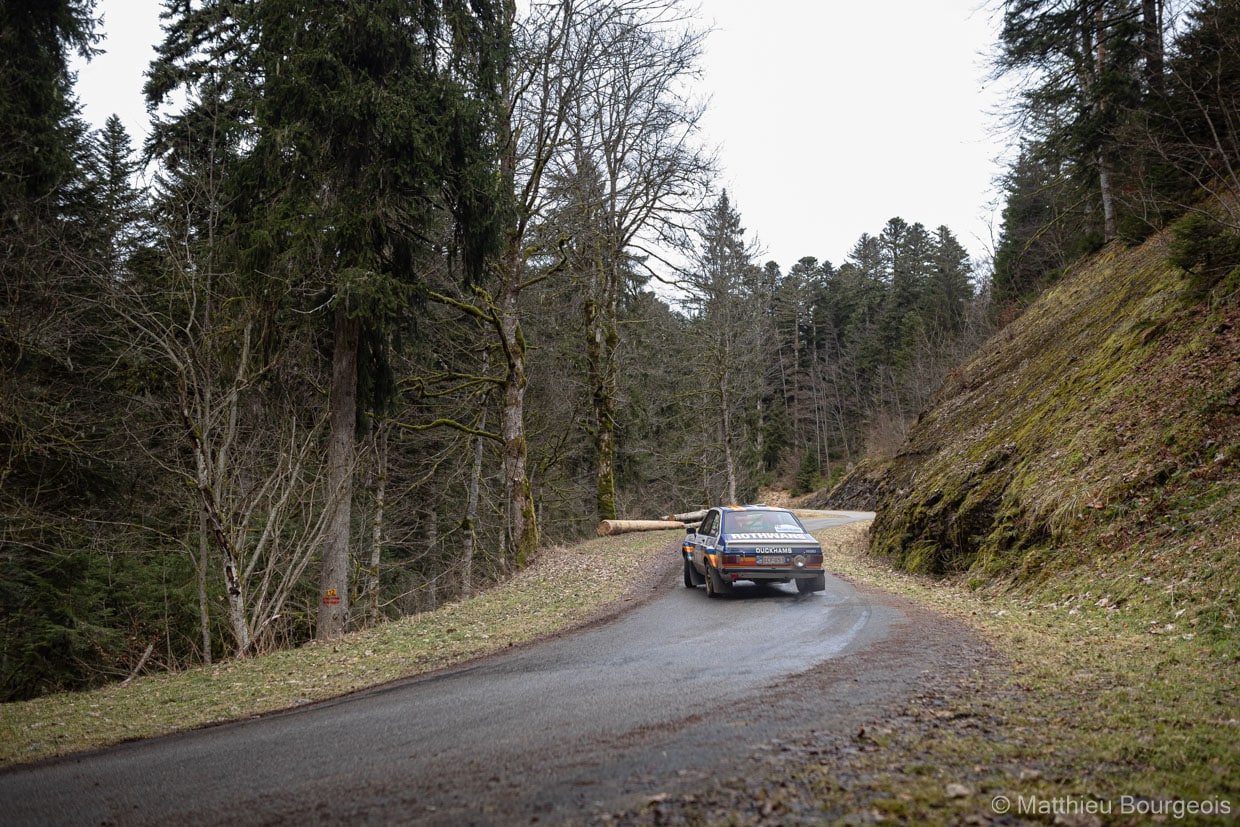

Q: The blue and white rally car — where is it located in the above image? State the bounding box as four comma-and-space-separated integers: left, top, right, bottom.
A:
682, 505, 826, 597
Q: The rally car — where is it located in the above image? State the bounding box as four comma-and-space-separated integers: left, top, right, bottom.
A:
682, 505, 826, 597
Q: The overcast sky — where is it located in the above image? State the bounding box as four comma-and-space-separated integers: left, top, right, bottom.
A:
72, 0, 1010, 274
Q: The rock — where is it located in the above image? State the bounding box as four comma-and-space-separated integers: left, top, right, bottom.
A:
945, 783, 973, 799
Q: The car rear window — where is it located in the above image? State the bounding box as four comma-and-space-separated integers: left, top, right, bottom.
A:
722, 511, 802, 534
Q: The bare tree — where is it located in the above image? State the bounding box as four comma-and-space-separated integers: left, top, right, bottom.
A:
113, 154, 331, 658
552, 0, 713, 521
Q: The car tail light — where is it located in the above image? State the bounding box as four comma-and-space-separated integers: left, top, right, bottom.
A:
722, 554, 740, 564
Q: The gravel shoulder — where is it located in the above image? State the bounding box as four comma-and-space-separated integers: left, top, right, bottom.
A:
591, 561, 1002, 826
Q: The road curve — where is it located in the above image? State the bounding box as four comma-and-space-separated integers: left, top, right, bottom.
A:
0, 511, 978, 825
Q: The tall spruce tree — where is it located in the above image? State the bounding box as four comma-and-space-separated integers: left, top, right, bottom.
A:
992, 0, 1155, 305
148, 0, 505, 640
927, 225, 974, 335
84, 114, 152, 279
685, 192, 766, 504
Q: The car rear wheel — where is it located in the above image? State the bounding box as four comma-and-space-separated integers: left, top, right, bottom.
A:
706, 566, 731, 598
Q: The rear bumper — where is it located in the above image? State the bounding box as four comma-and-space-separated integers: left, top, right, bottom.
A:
721, 567, 823, 581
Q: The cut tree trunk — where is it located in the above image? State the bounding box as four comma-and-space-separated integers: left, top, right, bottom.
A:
663, 509, 708, 522
596, 519, 685, 536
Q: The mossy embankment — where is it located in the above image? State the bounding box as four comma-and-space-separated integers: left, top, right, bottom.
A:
853, 219, 1237, 642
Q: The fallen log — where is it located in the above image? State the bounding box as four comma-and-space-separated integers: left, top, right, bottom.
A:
596, 519, 685, 536
662, 509, 708, 523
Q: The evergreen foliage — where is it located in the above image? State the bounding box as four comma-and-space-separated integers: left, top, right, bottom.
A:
992, 0, 1240, 307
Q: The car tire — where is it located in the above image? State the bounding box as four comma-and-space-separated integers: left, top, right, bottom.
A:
796, 573, 826, 593
707, 566, 730, 598
683, 559, 697, 588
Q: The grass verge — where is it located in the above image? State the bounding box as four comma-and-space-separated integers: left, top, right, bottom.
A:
0, 530, 679, 768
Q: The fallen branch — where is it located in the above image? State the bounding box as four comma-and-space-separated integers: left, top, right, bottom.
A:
122, 642, 156, 686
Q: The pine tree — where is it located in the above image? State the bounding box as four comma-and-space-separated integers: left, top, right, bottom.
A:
992, 145, 1093, 305
686, 192, 766, 504
0, 0, 142, 699
926, 226, 974, 335
995, 0, 1146, 243
876, 217, 931, 369
84, 114, 152, 279
772, 257, 824, 463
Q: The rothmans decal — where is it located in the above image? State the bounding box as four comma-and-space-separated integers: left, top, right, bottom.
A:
724, 532, 812, 541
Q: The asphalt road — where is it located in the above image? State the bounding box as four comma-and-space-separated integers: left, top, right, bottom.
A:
0, 510, 979, 825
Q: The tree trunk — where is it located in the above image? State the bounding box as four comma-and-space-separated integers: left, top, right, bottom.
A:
1142, 0, 1164, 94
586, 287, 619, 522
1099, 147, 1117, 240
197, 510, 212, 665
318, 304, 358, 640
362, 424, 387, 628
493, 21, 538, 573
499, 274, 537, 570
461, 405, 487, 598
720, 368, 738, 504
663, 509, 708, 522
426, 510, 439, 610
596, 519, 685, 535
182, 379, 250, 656
1093, 4, 1117, 241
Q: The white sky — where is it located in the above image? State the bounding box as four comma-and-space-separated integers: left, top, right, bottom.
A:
697, 1, 1009, 270
72, 0, 1010, 273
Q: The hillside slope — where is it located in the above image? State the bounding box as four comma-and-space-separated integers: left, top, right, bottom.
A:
862, 219, 1238, 635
